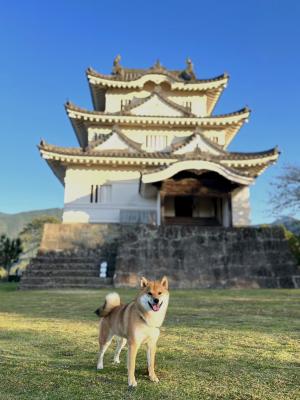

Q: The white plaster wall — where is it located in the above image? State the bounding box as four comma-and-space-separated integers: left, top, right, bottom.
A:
168, 93, 207, 116
231, 186, 251, 226
202, 129, 226, 146
63, 167, 157, 223
87, 125, 227, 152
105, 86, 207, 116
131, 95, 183, 117
105, 89, 143, 113
123, 128, 194, 151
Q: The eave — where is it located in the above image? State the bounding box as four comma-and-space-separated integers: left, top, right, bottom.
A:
87, 68, 229, 91
65, 102, 250, 148
141, 160, 254, 186
87, 69, 229, 114
39, 140, 279, 185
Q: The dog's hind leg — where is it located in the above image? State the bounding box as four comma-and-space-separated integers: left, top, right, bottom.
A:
113, 337, 127, 364
97, 325, 113, 370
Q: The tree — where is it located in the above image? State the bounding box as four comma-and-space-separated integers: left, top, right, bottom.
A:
270, 164, 300, 215
0, 235, 23, 274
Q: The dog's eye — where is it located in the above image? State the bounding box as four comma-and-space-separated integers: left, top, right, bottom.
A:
158, 292, 162, 295
148, 292, 152, 296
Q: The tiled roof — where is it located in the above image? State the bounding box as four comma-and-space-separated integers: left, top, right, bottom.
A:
87, 126, 142, 152
171, 130, 226, 154
39, 140, 279, 166
142, 159, 252, 178
86, 57, 229, 84
65, 101, 249, 121
39, 141, 171, 159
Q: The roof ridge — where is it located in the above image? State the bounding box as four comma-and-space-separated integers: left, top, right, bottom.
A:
87, 132, 114, 150
110, 125, 143, 152
171, 130, 227, 154
86, 57, 229, 84
39, 140, 279, 167
66, 101, 249, 121
211, 107, 251, 118
84, 126, 144, 153
225, 147, 280, 159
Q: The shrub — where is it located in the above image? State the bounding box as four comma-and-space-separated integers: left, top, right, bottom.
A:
283, 227, 300, 265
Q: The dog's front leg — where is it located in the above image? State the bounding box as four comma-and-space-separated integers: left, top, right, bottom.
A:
147, 340, 159, 383
127, 341, 139, 387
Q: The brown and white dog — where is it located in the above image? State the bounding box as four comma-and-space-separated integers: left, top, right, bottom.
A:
95, 276, 169, 387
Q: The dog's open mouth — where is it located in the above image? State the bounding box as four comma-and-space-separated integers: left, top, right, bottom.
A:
148, 301, 163, 312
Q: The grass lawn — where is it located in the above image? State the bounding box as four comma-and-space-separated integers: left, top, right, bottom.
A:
0, 283, 299, 400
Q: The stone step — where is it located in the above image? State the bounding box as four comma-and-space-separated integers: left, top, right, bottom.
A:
20, 282, 112, 290
33, 257, 102, 264
26, 263, 99, 271
23, 268, 102, 277
20, 276, 112, 285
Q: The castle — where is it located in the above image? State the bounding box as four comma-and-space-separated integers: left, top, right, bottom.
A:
39, 56, 279, 227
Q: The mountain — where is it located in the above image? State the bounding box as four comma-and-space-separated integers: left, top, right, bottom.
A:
0, 208, 63, 238
273, 216, 300, 235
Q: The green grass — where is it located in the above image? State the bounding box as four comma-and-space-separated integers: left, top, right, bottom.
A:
0, 283, 299, 400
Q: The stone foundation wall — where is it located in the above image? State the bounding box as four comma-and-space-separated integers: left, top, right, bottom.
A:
113, 225, 298, 288
40, 223, 120, 252
36, 223, 298, 289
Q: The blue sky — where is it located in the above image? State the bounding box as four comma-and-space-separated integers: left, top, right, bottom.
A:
0, 0, 299, 224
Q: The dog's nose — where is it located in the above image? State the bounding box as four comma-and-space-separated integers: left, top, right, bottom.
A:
153, 298, 159, 304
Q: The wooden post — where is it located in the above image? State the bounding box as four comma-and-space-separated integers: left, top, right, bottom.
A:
160, 191, 165, 225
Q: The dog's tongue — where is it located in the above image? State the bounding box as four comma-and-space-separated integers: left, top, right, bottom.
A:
152, 304, 160, 312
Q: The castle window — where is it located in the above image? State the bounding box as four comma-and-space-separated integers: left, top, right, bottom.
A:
185, 101, 192, 111
100, 185, 112, 203
121, 99, 131, 110
90, 185, 94, 203
146, 135, 167, 151
90, 184, 111, 203
95, 185, 99, 203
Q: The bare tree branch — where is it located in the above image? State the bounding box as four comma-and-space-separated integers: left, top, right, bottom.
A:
270, 164, 300, 215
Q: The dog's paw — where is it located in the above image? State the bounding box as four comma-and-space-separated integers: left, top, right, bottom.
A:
128, 379, 137, 388
96, 364, 104, 370
149, 374, 159, 383
113, 358, 120, 364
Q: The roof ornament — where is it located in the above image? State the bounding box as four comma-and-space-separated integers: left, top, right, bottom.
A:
152, 59, 164, 72
186, 58, 194, 74
112, 55, 123, 76
180, 58, 196, 81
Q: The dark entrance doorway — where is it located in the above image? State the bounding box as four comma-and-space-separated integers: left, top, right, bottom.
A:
174, 196, 193, 217
156, 171, 237, 227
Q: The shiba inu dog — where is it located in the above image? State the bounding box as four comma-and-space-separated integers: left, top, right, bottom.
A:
95, 276, 169, 387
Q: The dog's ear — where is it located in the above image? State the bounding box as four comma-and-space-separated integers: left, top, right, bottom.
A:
140, 276, 148, 288
161, 276, 168, 290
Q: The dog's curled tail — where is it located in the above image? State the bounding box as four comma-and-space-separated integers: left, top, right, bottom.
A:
95, 292, 121, 317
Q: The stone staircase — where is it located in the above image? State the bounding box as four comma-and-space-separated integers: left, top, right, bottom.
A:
19, 253, 114, 290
